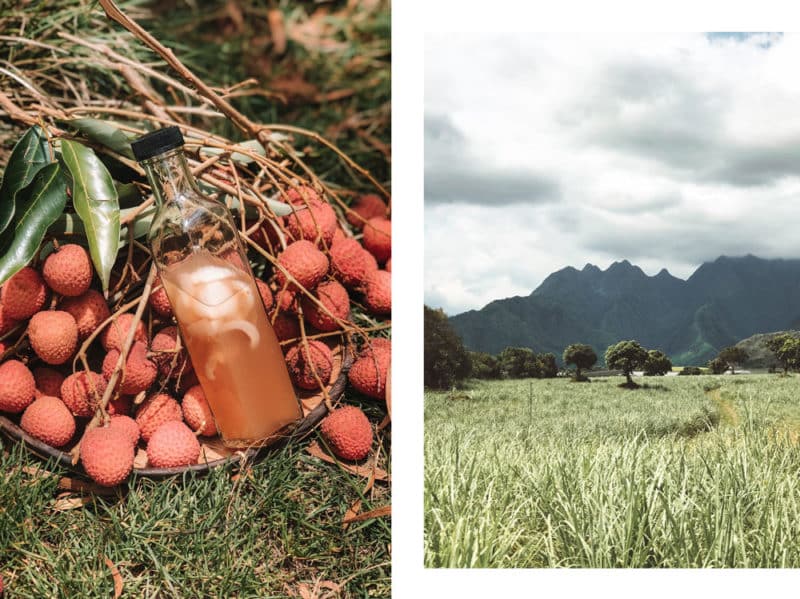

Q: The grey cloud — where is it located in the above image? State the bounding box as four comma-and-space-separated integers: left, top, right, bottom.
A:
425, 112, 560, 206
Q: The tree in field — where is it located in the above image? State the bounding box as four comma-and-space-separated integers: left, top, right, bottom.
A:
717, 346, 749, 375
605, 340, 648, 388
562, 343, 597, 382
643, 349, 672, 376
537, 353, 559, 378
498, 347, 540, 379
766, 333, 798, 374
707, 356, 727, 375
468, 351, 501, 379
424, 305, 471, 389
775, 337, 800, 374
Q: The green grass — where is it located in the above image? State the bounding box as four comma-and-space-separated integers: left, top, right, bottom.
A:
425, 375, 800, 568
1, 427, 390, 597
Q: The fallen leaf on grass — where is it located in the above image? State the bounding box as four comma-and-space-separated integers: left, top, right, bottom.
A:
306, 441, 389, 481
53, 496, 91, 511
57, 476, 118, 496
342, 504, 390, 524
342, 499, 362, 530
104, 555, 124, 599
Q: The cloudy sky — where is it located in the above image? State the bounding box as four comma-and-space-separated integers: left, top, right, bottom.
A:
424, 32, 800, 315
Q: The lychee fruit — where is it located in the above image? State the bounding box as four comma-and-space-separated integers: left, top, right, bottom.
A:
348, 350, 390, 400
60, 371, 106, 417
61, 289, 110, 340
28, 311, 78, 365
135, 392, 182, 442
346, 194, 387, 229
0, 303, 20, 336
182, 385, 217, 436
150, 326, 192, 379
363, 270, 391, 315
20, 395, 75, 447
255, 279, 274, 312
101, 313, 147, 352
271, 312, 300, 343
103, 341, 157, 395
42, 244, 93, 297
330, 238, 378, 290
302, 280, 349, 332
108, 394, 133, 416
360, 337, 392, 360
33, 367, 64, 398
284, 185, 320, 205
80, 426, 134, 487
108, 414, 140, 446
275, 240, 329, 291
1, 267, 47, 319
285, 200, 337, 247
146, 421, 201, 468
320, 405, 372, 461
362, 217, 391, 264
285, 340, 333, 390
275, 288, 298, 313
149, 275, 173, 318
0, 360, 35, 413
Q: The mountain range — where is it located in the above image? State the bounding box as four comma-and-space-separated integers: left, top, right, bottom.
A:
449, 255, 800, 365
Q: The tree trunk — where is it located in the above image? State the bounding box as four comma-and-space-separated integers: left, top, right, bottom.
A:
625, 370, 633, 386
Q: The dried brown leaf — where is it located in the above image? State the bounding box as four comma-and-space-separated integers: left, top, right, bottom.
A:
104, 555, 124, 599
342, 504, 390, 524
53, 496, 91, 511
306, 441, 389, 481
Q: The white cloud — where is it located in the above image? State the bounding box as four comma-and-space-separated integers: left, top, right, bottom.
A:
424, 33, 800, 315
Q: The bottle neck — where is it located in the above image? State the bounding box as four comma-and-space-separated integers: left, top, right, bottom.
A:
141, 148, 197, 207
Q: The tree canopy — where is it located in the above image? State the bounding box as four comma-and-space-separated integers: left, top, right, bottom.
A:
605, 340, 648, 388
643, 349, 672, 376
717, 346, 749, 375
563, 343, 597, 381
424, 305, 471, 389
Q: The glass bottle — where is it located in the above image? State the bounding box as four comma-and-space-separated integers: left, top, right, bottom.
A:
131, 126, 302, 448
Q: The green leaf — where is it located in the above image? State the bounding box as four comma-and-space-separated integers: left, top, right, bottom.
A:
66, 118, 135, 159
0, 125, 51, 236
0, 163, 68, 285
201, 139, 267, 165
60, 140, 120, 293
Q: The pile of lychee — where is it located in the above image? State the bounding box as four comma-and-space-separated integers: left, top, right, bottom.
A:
0, 185, 390, 486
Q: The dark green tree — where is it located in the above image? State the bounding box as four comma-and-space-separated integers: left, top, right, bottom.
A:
562, 343, 597, 382
775, 337, 800, 374
468, 351, 501, 379
766, 333, 797, 374
643, 349, 672, 376
537, 353, 559, 378
424, 305, 471, 389
498, 347, 540, 379
707, 356, 727, 374
678, 366, 702, 376
605, 340, 648, 388
717, 346, 749, 375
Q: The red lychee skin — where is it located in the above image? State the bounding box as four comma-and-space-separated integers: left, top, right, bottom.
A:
28, 311, 78, 365
275, 240, 329, 291
103, 341, 157, 395
101, 313, 147, 352
61, 289, 111, 340
275, 288, 298, 314
149, 276, 173, 318
1, 267, 47, 319
320, 405, 373, 461
21, 396, 75, 447
80, 427, 134, 487
331, 227, 348, 246
385, 258, 391, 272
0, 359, 35, 414
182, 385, 217, 436
284, 185, 320, 205
135, 393, 182, 442
250, 218, 284, 253
146, 421, 201, 468
363, 270, 391, 315
285, 340, 333, 390
359, 337, 392, 360
221, 248, 247, 271
302, 280, 350, 332
60, 371, 106, 418
271, 312, 300, 344
362, 217, 391, 264
42, 244, 93, 297
108, 394, 133, 416
285, 200, 337, 247
348, 350, 390, 400
255, 279, 274, 312
150, 326, 192, 379
0, 303, 20, 336
330, 238, 378, 291
108, 414, 140, 446
346, 194, 388, 229
33, 367, 64, 399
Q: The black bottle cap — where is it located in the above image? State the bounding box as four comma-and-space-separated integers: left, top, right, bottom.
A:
130, 126, 184, 162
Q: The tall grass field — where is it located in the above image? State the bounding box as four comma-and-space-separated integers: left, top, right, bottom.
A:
425, 375, 800, 568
